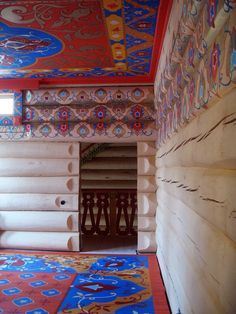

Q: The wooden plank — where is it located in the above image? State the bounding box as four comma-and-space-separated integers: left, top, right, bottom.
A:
81, 169, 137, 181
138, 216, 156, 231
137, 176, 156, 192
138, 193, 156, 216
0, 177, 78, 193
156, 202, 236, 314
0, 158, 79, 176
81, 157, 137, 169
157, 248, 181, 314
0, 142, 79, 158
137, 142, 156, 156
0, 231, 80, 251
0, 193, 78, 211
156, 167, 236, 242
138, 156, 156, 175
157, 188, 235, 288
0, 211, 78, 232
96, 146, 137, 157
81, 180, 137, 189
137, 231, 156, 252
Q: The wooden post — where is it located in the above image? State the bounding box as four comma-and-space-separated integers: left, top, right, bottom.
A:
110, 192, 117, 236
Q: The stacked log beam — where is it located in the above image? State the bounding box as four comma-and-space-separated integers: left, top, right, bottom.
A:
0, 142, 80, 251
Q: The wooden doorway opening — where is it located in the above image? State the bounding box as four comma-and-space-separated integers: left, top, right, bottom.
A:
80, 143, 137, 254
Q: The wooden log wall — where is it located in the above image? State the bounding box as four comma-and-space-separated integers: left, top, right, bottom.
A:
0, 142, 80, 251
155, 89, 236, 314
137, 142, 157, 252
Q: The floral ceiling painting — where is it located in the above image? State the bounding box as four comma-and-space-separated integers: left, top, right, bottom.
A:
0, 0, 172, 85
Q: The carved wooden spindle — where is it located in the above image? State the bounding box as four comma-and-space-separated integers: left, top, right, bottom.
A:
81, 192, 96, 235
116, 192, 130, 236
96, 192, 110, 235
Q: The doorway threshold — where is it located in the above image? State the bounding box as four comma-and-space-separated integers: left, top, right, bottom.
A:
81, 235, 137, 254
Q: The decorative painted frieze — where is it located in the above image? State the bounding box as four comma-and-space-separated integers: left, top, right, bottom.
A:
155, 0, 236, 146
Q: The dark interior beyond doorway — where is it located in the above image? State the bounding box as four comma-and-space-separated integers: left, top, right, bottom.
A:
80, 143, 137, 253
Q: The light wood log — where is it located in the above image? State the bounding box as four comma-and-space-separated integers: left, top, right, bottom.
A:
137, 231, 156, 252
0, 177, 78, 194
156, 203, 236, 314
81, 169, 137, 181
0, 211, 78, 232
157, 190, 236, 313
81, 157, 137, 169
81, 180, 136, 189
157, 248, 181, 314
0, 231, 80, 251
96, 146, 137, 157
0, 194, 78, 211
138, 192, 156, 216
137, 141, 156, 156
138, 156, 156, 175
108, 143, 137, 147
156, 167, 236, 242
137, 176, 156, 192
138, 216, 156, 231
0, 158, 79, 176
0, 142, 79, 158
156, 188, 236, 290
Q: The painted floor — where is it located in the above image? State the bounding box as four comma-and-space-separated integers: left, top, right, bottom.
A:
0, 250, 170, 314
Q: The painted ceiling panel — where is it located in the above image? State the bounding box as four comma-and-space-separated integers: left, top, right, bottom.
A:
0, 0, 172, 85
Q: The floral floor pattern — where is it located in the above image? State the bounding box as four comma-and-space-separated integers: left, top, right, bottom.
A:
0, 251, 169, 314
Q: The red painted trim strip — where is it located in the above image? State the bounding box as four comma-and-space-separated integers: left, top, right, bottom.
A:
0, 79, 39, 91
150, 0, 173, 81
0, 76, 152, 90
149, 255, 171, 314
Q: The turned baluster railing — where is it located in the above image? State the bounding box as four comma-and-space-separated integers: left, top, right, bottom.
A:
81, 189, 137, 236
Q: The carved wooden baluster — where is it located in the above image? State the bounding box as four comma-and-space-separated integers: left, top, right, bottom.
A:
129, 191, 137, 235
116, 192, 130, 236
96, 192, 110, 235
81, 191, 96, 235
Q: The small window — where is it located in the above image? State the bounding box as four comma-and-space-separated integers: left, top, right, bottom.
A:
0, 91, 22, 126
0, 93, 14, 115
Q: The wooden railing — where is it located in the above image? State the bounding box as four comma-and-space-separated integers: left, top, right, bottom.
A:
81, 190, 137, 236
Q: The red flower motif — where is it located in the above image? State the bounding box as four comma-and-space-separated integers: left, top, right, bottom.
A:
59, 123, 69, 132
211, 42, 220, 82
132, 121, 143, 133
95, 122, 106, 131
58, 107, 70, 120
94, 106, 106, 119
131, 105, 144, 119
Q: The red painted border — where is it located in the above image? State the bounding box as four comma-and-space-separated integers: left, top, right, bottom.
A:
0, 0, 173, 89
0, 79, 39, 90
149, 255, 171, 314
150, 0, 173, 81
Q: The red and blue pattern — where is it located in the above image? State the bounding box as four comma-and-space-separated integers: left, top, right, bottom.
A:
0, 253, 169, 314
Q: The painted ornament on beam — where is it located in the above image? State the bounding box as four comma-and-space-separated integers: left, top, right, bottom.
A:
0, 22, 63, 69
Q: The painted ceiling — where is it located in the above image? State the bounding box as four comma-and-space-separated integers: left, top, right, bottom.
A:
0, 0, 172, 87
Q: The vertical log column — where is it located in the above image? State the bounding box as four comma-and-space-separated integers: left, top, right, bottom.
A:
137, 142, 157, 253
